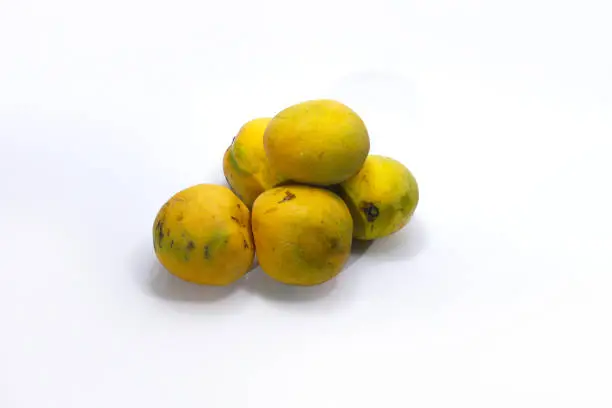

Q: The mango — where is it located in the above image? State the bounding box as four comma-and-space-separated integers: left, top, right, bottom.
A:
252, 185, 353, 285
338, 155, 419, 240
153, 184, 254, 285
223, 118, 285, 207
264, 99, 370, 185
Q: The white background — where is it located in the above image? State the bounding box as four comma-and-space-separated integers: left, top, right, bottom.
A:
1, 0, 611, 406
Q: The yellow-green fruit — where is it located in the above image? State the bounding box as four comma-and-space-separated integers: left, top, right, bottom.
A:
338, 155, 419, 240
252, 185, 353, 286
264, 99, 370, 185
223, 118, 286, 207
153, 184, 254, 285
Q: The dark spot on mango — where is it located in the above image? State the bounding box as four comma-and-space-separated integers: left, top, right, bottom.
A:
156, 219, 165, 247
361, 202, 379, 222
243, 239, 249, 249
176, 213, 184, 222
170, 240, 174, 248
231, 216, 242, 226
237, 203, 241, 209
203, 245, 210, 259
278, 190, 296, 203
329, 238, 339, 250
186, 241, 195, 251
264, 207, 278, 214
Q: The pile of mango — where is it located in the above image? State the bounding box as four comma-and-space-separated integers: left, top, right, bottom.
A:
153, 99, 419, 286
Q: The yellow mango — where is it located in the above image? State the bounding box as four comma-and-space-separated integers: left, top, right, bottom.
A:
223, 118, 285, 207
153, 184, 254, 285
338, 155, 419, 240
252, 185, 353, 286
264, 99, 370, 185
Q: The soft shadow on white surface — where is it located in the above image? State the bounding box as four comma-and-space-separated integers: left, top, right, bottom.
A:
131, 242, 241, 304
241, 268, 337, 303
344, 238, 373, 270
148, 263, 238, 302
343, 217, 426, 270
134, 245, 338, 304
335, 218, 426, 297
366, 217, 427, 260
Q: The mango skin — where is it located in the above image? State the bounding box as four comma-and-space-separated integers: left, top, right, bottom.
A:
223, 118, 285, 207
252, 185, 353, 286
264, 99, 370, 185
338, 155, 419, 240
153, 184, 254, 285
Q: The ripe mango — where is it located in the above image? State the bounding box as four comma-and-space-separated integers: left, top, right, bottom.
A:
223, 118, 285, 207
153, 184, 254, 285
338, 155, 419, 240
252, 185, 353, 285
264, 99, 370, 185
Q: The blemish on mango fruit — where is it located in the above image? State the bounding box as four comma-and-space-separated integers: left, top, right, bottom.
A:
277, 190, 296, 203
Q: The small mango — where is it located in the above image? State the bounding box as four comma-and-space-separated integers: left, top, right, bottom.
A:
252, 185, 353, 285
338, 155, 419, 240
264, 99, 370, 185
153, 184, 254, 285
223, 118, 285, 207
